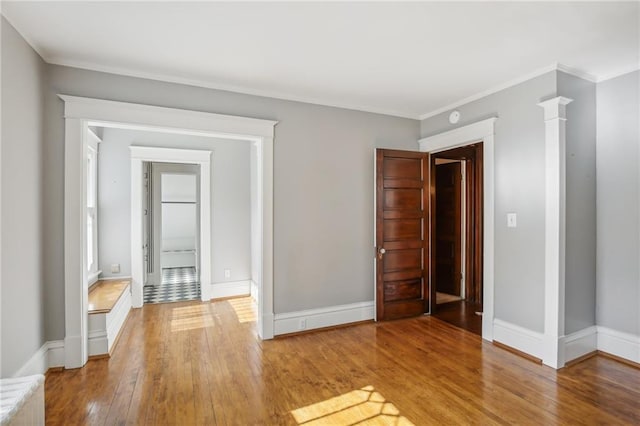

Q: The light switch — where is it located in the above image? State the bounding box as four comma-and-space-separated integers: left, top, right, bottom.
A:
507, 213, 517, 228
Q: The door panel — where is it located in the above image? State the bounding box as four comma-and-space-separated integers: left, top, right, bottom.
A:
376, 149, 430, 321
434, 162, 462, 297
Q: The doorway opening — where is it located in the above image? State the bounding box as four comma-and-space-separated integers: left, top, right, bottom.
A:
143, 163, 202, 304
61, 95, 276, 369
430, 143, 483, 335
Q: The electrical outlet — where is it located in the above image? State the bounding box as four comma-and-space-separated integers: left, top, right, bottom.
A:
224, 269, 231, 278
111, 263, 120, 274
299, 319, 307, 330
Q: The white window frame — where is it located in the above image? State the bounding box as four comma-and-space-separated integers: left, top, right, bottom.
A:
86, 129, 100, 286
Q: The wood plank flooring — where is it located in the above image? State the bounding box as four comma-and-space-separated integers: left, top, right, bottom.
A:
45, 298, 640, 425
433, 299, 483, 336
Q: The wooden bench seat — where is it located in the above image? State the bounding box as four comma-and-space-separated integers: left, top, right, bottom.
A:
88, 279, 130, 314
87, 279, 132, 357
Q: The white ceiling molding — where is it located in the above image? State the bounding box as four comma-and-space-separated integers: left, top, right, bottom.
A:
49, 57, 420, 120
418, 63, 600, 121
4, 2, 638, 120
596, 64, 640, 83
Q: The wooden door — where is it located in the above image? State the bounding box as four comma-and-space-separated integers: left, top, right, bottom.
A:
434, 162, 462, 297
376, 149, 430, 320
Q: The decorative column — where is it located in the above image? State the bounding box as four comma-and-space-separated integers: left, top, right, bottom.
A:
538, 96, 572, 368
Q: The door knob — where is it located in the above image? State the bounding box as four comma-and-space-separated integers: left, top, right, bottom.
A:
378, 247, 386, 260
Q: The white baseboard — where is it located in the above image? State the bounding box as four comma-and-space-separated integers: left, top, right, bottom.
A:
88, 330, 108, 357
98, 275, 132, 281
564, 326, 598, 362
493, 319, 545, 360
107, 289, 132, 352
250, 280, 259, 302
47, 341, 65, 369
274, 301, 374, 336
210, 280, 251, 299
13, 341, 65, 377
597, 326, 640, 364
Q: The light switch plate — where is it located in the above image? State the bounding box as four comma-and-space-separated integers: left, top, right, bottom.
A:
507, 213, 517, 228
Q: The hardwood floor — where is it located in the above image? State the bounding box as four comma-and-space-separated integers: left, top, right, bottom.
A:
433, 299, 483, 336
45, 298, 640, 425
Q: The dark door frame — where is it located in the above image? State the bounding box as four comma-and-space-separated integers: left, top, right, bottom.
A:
430, 143, 484, 314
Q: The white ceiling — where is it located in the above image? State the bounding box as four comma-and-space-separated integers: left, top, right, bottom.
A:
2, 2, 638, 119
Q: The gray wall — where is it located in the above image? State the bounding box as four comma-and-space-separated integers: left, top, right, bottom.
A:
596, 70, 639, 336
421, 71, 557, 333
42, 64, 419, 339
0, 18, 47, 377
557, 71, 597, 335
97, 127, 252, 285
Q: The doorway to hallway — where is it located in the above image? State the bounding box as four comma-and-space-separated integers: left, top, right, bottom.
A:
431, 143, 483, 335
143, 163, 201, 304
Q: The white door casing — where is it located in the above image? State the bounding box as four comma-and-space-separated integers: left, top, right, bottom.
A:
418, 117, 497, 342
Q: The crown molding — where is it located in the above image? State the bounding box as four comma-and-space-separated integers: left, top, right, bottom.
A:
47, 56, 420, 120
597, 64, 640, 83
418, 63, 603, 121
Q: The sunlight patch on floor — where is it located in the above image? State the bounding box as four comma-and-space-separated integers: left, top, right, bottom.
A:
227, 297, 257, 323
290, 385, 415, 425
170, 304, 214, 332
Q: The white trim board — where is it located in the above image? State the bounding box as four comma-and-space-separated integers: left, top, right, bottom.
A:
597, 326, 640, 364
418, 117, 496, 342
564, 326, 597, 363
418, 63, 597, 120
211, 280, 251, 299
493, 319, 545, 361
274, 301, 374, 336
539, 96, 572, 369
13, 341, 65, 378
60, 95, 277, 369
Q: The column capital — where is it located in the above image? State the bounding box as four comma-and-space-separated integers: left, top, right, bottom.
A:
537, 96, 573, 121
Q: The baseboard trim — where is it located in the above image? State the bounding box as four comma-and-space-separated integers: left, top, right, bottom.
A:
250, 280, 258, 302
493, 319, 544, 360
13, 340, 65, 377
210, 280, 251, 299
597, 326, 640, 364
274, 301, 374, 336
564, 326, 598, 363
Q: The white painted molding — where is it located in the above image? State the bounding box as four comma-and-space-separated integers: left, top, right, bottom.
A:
250, 280, 259, 302
418, 117, 497, 153
50, 60, 418, 119
88, 330, 108, 357
13, 344, 48, 378
98, 275, 132, 281
538, 96, 573, 369
13, 341, 65, 377
597, 326, 640, 364
210, 280, 252, 299
59, 95, 278, 139
130, 146, 212, 305
47, 341, 65, 370
106, 288, 132, 353
564, 326, 597, 363
60, 95, 276, 368
274, 301, 374, 336
418, 117, 496, 342
418, 63, 595, 120
493, 319, 545, 360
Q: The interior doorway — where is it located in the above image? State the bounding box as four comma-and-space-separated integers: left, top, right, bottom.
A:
143, 163, 202, 304
430, 143, 483, 335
